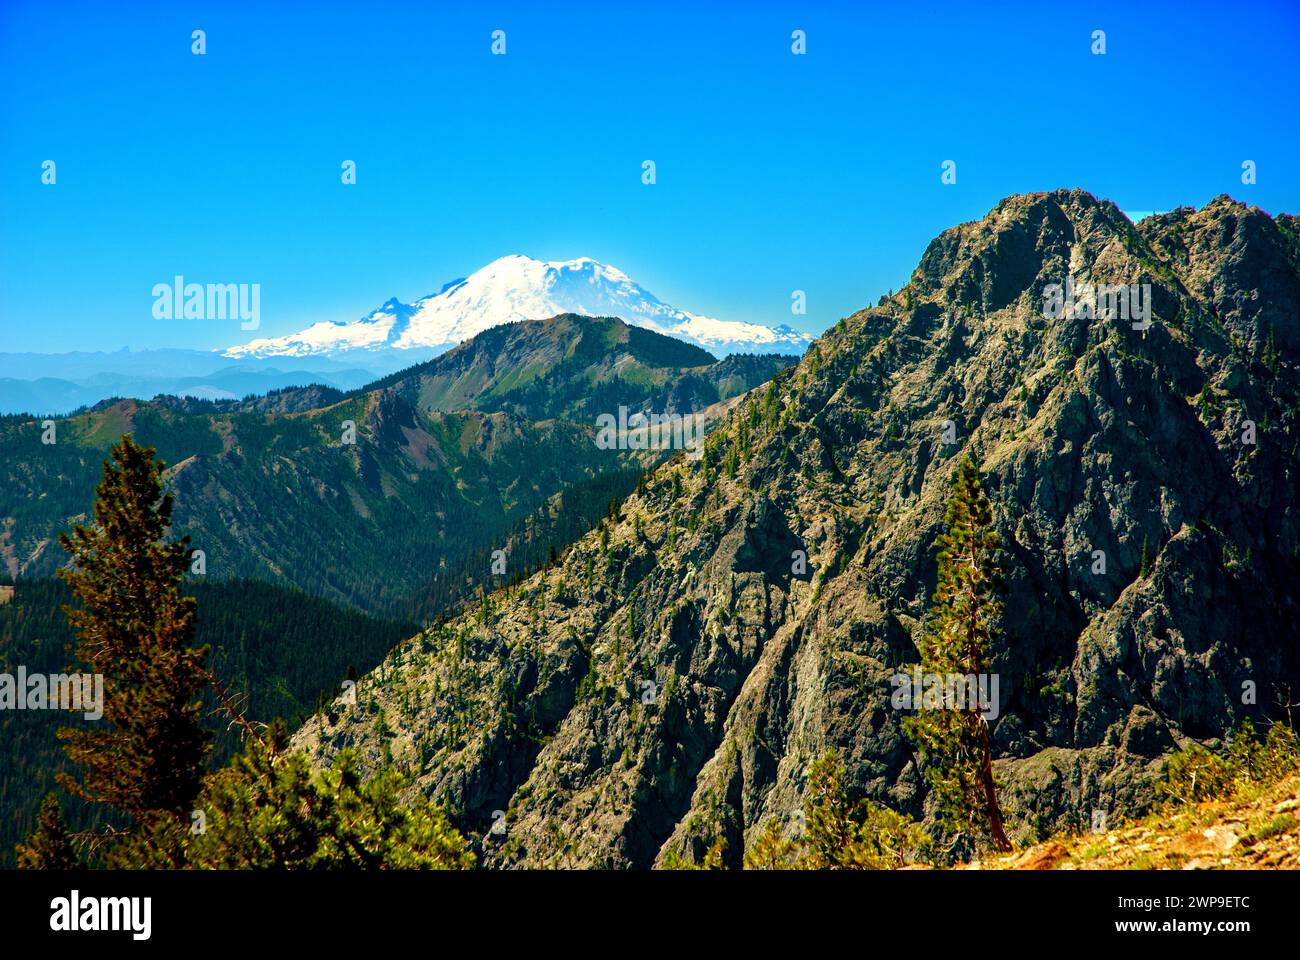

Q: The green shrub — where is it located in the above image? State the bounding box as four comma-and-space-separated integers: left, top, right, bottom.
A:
1159, 719, 1300, 806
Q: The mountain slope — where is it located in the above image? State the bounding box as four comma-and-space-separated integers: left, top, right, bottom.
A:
290, 190, 1300, 868
226, 255, 812, 360
975, 758, 1300, 870
361, 314, 794, 422
1, 317, 766, 621
978, 771, 1300, 870
0, 394, 620, 620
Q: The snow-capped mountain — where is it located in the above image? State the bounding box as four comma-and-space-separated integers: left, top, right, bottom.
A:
224, 255, 811, 360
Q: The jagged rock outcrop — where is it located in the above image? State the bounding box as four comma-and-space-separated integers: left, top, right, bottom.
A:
292, 190, 1300, 867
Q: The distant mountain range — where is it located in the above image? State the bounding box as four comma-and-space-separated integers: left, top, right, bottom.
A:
225, 255, 812, 361
1, 256, 811, 417
0, 349, 392, 417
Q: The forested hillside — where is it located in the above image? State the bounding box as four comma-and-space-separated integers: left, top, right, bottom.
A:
0, 317, 786, 624
0, 577, 412, 866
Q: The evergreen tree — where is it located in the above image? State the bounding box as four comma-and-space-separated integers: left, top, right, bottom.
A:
743, 817, 798, 869
661, 835, 726, 870
15, 795, 78, 869
742, 751, 929, 870
19, 435, 476, 871
799, 751, 930, 869
185, 725, 473, 870
903, 456, 1011, 852
51, 434, 210, 865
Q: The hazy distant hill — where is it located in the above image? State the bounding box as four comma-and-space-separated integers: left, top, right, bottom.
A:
0, 348, 389, 416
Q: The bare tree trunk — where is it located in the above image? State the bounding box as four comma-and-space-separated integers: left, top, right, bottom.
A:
975, 715, 1011, 851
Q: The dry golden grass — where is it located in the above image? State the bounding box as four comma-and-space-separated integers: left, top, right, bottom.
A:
967, 773, 1300, 870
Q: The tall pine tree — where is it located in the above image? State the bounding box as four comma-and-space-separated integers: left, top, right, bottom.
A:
52, 434, 210, 865
903, 456, 1011, 852
20, 434, 475, 870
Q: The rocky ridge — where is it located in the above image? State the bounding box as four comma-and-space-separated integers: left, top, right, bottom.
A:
292, 190, 1300, 867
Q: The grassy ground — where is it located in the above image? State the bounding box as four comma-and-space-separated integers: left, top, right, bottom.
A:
969, 772, 1300, 870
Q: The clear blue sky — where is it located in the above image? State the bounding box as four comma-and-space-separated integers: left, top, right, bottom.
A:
2, 0, 1297, 353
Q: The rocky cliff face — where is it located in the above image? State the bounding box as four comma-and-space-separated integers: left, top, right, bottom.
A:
292, 190, 1300, 867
